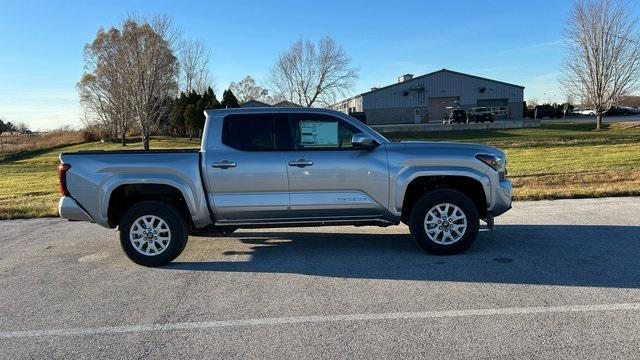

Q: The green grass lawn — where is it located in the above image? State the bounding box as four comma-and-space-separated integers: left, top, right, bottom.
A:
1, 122, 639, 220
0, 137, 201, 220
385, 121, 640, 200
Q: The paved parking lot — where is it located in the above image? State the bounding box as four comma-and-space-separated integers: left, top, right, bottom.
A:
1, 197, 640, 359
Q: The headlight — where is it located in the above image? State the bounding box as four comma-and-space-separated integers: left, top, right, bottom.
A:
475, 153, 505, 173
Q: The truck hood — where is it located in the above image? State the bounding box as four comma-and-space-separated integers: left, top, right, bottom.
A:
387, 140, 505, 158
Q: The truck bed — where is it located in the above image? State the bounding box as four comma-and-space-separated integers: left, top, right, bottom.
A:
61, 149, 199, 155
59, 149, 212, 229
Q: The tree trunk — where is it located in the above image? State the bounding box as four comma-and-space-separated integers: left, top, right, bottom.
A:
143, 134, 150, 150
189, 130, 193, 141
121, 133, 127, 146
596, 113, 602, 130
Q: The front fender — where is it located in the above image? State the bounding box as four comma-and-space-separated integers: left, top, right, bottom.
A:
391, 166, 491, 215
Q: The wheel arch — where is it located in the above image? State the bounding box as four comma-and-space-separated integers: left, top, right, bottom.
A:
98, 174, 212, 229
395, 169, 490, 223
106, 184, 192, 228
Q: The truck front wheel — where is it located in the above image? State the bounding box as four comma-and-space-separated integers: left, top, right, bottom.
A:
409, 189, 479, 255
118, 201, 188, 267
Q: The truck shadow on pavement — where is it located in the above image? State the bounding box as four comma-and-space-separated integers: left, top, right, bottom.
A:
165, 225, 640, 288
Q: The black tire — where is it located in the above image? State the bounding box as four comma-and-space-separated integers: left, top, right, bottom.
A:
118, 201, 188, 267
409, 189, 480, 255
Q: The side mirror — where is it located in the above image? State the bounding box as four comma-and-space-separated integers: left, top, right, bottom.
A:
351, 133, 378, 149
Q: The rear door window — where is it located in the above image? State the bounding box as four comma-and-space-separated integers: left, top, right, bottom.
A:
222, 114, 288, 151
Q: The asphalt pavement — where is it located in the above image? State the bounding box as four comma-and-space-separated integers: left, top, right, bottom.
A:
1, 197, 640, 359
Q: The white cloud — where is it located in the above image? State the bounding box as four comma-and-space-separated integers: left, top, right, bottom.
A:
495, 40, 563, 56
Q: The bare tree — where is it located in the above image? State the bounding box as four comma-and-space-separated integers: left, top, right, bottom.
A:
78, 27, 134, 145
229, 76, 269, 104
619, 95, 640, 107
268, 37, 358, 107
527, 97, 540, 107
119, 15, 179, 149
179, 39, 213, 94
15, 122, 29, 133
561, 0, 640, 129
79, 15, 179, 149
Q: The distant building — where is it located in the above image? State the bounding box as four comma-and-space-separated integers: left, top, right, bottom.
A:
240, 100, 271, 108
273, 100, 301, 108
331, 69, 525, 125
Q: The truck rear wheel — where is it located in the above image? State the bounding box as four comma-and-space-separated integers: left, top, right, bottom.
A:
409, 189, 479, 255
118, 201, 188, 267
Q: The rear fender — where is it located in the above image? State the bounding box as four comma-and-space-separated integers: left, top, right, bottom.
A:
99, 174, 211, 228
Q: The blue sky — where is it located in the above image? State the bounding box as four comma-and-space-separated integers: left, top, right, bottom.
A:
1, 0, 638, 130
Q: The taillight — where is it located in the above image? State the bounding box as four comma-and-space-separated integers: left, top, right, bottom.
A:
58, 163, 71, 196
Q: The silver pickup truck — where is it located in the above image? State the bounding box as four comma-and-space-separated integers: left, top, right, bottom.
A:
59, 108, 512, 266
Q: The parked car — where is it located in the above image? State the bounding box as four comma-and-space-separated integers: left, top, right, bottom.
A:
468, 107, 495, 123
573, 108, 595, 116
58, 108, 512, 266
605, 106, 640, 116
534, 105, 562, 119
573, 106, 640, 117
443, 109, 469, 124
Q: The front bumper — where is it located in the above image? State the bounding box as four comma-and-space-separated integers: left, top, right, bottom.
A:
58, 197, 94, 222
488, 179, 512, 216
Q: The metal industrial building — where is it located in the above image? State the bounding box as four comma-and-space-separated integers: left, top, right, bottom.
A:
331, 69, 524, 125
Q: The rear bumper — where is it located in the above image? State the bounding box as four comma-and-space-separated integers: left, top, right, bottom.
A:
488, 179, 512, 216
58, 197, 94, 222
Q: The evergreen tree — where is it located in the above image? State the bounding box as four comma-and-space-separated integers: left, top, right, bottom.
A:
183, 103, 198, 140
202, 87, 220, 109
170, 92, 188, 135
187, 90, 200, 104
195, 97, 207, 135
221, 89, 240, 108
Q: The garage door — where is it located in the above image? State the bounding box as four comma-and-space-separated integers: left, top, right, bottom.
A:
428, 97, 460, 122
477, 98, 508, 107
477, 98, 509, 119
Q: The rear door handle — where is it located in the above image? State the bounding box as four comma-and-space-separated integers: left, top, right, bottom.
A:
212, 160, 237, 169
288, 159, 313, 167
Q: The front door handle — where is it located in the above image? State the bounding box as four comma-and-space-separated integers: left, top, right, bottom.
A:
212, 160, 237, 169
288, 159, 313, 168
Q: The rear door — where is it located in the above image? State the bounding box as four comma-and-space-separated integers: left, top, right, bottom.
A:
203, 113, 290, 223
281, 113, 389, 220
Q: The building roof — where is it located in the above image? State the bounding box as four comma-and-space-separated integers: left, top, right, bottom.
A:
273, 100, 302, 107
333, 69, 525, 106
240, 100, 271, 108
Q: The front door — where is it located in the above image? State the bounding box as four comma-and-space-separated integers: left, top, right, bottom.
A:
203, 113, 289, 223
281, 113, 389, 221
414, 108, 421, 123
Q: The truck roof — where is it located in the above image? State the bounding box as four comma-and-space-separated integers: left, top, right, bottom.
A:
204, 107, 347, 117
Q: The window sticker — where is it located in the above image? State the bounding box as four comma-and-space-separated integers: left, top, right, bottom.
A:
299, 120, 338, 147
